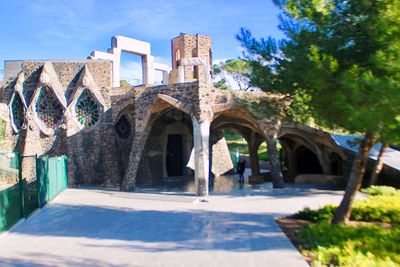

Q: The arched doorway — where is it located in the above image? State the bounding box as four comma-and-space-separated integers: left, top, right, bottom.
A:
295, 145, 323, 174
136, 108, 193, 186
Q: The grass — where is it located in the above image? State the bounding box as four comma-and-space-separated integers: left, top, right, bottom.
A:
292, 186, 400, 266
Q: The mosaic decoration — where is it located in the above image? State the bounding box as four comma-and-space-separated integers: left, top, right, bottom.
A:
75, 89, 101, 127
11, 94, 24, 130
115, 114, 131, 139
36, 86, 63, 128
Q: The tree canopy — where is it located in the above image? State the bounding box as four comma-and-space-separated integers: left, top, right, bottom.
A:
238, 0, 400, 223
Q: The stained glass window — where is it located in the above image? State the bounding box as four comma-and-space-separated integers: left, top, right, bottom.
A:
115, 114, 131, 139
11, 93, 24, 130
22, 82, 31, 105
75, 89, 101, 127
36, 86, 63, 128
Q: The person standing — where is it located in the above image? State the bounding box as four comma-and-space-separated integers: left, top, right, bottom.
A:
237, 158, 246, 183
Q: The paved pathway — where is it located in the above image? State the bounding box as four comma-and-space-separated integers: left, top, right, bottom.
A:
0, 184, 345, 267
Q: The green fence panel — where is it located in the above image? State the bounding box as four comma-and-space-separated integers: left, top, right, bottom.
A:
37, 156, 49, 208
37, 155, 67, 207
0, 152, 22, 232
0, 183, 22, 231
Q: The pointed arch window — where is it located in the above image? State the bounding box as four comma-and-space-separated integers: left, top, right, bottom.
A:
36, 86, 63, 128
11, 93, 24, 131
115, 114, 131, 139
75, 89, 101, 127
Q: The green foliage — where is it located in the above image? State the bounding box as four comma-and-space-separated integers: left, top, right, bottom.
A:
120, 80, 130, 87
213, 59, 251, 90
238, 0, 400, 143
293, 182, 400, 266
294, 193, 400, 224
298, 223, 400, 266
361, 186, 400, 196
294, 205, 337, 222
213, 79, 229, 90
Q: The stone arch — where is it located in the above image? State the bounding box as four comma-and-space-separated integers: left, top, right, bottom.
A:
122, 93, 195, 190
136, 106, 194, 186
174, 49, 181, 70
211, 107, 266, 181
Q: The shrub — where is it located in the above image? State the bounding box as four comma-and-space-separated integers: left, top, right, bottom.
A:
297, 223, 400, 266
352, 196, 400, 224
294, 192, 400, 224
361, 186, 400, 196
293, 205, 335, 222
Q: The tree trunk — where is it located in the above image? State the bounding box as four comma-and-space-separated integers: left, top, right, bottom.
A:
332, 131, 376, 224
266, 138, 285, 188
369, 141, 388, 186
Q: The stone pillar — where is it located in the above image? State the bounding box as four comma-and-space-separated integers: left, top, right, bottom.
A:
279, 140, 295, 182
248, 133, 260, 177
320, 148, 332, 175
202, 64, 212, 87
121, 114, 152, 191
178, 66, 185, 83
143, 55, 155, 86
108, 47, 121, 88
192, 117, 210, 196
162, 71, 169, 85
266, 137, 285, 188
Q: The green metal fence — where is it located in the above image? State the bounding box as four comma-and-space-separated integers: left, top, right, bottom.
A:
37, 155, 68, 208
0, 153, 68, 232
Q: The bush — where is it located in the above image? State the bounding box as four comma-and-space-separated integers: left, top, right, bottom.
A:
361, 186, 400, 196
298, 223, 400, 266
352, 196, 400, 224
294, 188, 400, 224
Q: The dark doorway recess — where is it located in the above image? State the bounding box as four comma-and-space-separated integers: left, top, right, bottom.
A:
296, 146, 323, 174
166, 134, 183, 176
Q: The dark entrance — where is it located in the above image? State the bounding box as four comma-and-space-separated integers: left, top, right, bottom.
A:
166, 134, 183, 176
296, 146, 323, 174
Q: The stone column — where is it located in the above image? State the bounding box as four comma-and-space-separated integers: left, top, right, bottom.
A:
108, 47, 121, 88
178, 66, 185, 83
121, 133, 145, 190
121, 113, 152, 191
143, 55, 155, 86
247, 133, 260, 177
320, 148, 333, 175
192, 117, 210, 196
162, 70, 169, 85
266, 137, 285, 188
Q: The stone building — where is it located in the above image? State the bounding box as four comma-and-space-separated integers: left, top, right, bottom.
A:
1, 33, 398, 196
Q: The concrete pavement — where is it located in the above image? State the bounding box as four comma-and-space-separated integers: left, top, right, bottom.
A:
0, 184, 345, 266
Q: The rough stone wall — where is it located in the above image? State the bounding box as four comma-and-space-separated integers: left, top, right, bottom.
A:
20, 61, 112, 106
1, 60, 121, 188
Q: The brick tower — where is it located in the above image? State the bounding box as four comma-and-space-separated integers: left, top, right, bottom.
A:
170, 33, 213, 83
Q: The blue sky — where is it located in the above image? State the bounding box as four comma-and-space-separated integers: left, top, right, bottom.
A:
0, 0, 284, 81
